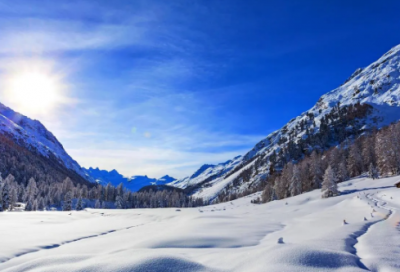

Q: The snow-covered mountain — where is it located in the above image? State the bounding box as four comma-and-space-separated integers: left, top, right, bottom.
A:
0, 102, 89, 180
84, 167, 176, 192
179, 44, 400, 201
169, 156, 242, 190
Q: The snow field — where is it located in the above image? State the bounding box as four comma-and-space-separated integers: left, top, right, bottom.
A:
0, 176, 399, 271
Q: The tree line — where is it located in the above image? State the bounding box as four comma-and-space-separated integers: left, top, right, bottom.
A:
0, 175, 205, 212
218, 119, 400, 204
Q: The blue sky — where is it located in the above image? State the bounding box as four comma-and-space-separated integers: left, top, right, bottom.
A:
0, 0, 400, 178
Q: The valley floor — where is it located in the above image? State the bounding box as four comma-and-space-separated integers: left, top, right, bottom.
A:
0, 176, 399, 272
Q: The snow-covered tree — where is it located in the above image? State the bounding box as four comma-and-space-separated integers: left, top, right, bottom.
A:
368, 163, 379, 180
2, 182, 10, 211
337, 161, 349, 183
261, 182, 273, 203
9, 188, 18, 211
25, 198, 33, 211
115, 195, 125, 209
310, 151, 323, 189
347, 143, 363, 177
62, 177, 74, 195
76, 196, 83, 211
273, 176, 286, 200
24, 177, 38, 202
321, 166, 339, 198
0, 188, 3, 212
63, 191, 73, 211
289, 165, 302, 196
38, 197, 45, 211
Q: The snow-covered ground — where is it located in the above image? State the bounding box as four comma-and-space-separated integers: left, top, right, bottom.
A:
1, 176, 399, 272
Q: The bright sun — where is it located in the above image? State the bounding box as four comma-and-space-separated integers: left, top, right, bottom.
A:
5, 71, 62, 115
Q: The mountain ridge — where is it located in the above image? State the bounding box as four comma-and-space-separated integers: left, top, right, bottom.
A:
0, 102, 92, 184
174, 44, 400, 201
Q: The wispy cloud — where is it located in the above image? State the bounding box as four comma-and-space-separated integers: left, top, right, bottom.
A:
0, 0, 273, 179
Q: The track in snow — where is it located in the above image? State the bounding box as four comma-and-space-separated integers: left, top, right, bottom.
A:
351, 191, 395, 271
0, 223, 146, 265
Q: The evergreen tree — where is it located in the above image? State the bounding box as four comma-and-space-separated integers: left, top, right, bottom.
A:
2, 182, 10, 211
347, 143, 363, 176
24, 178, 38, 202
25, 198, 33, 211
0, 188, 3, 212
63, 191, 73, 211
368, 163, 379, 180
261, 182, 273, 203
115, 195, 125, 209
337, 161, 349, 183
76, 196, 83, 211
321, 166, 339, 198
95, 199, 101, 209
9, 188, 18, 211
310, 151, 323, 189
38, 197, 46, 211
289, 165, 302, 196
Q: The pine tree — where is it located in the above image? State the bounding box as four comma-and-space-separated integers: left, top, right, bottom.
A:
273, 176, 285, 200
0, 187, 3, 212
347, 143, 363, 177
76, 196, 83, 211
2, 182, 10, 211
95, 199, 101, 209
337, 161, 349, 183
38, 197, 45, 211
321, 166, 339, 198
368, 163, 379, 180
115, 195, 125, 209
261, 182, 273, 203
289, 165, 302, 196
32, 199, 38, 211
25, 198, 33, 211
63, 191, 73, 211
9, 188, 18, 211
24, 178, 38, 202
310, 151, 323, 189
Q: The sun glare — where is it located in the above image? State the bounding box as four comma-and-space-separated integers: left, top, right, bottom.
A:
5, 70, 62, 115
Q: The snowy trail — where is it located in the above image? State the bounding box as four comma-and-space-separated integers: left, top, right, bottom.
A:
347, 192, 393, 271
1, 176, 400, 272
0, 223, 146, 265
354, 190, 400, 271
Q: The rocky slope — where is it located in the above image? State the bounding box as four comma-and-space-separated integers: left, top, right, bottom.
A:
0, 102, 93, 185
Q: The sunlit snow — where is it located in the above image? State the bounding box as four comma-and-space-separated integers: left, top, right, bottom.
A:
1, 176, 399, 271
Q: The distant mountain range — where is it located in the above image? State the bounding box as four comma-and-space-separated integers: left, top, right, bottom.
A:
84, 167, 176, 192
